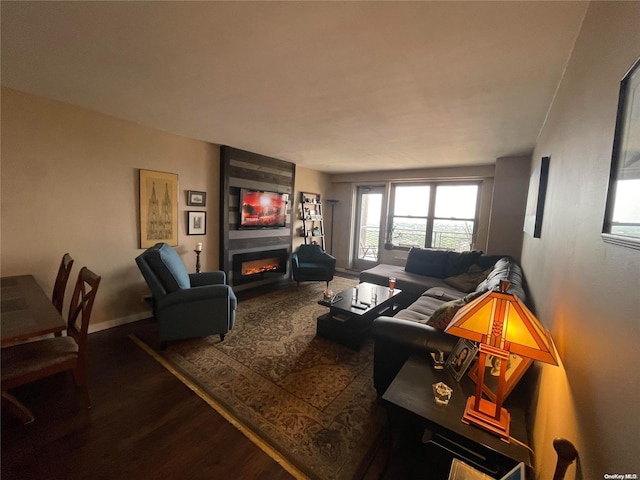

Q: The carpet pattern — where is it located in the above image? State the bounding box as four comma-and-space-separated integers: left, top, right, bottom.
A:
135, 276, 386, 480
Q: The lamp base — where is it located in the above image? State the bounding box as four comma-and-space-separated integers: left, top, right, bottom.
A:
462, 396, 511, 442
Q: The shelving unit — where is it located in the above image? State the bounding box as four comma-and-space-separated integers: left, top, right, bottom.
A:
300, 192, 325, 250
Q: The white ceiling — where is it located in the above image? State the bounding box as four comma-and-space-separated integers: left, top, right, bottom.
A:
1, 1, 588, 173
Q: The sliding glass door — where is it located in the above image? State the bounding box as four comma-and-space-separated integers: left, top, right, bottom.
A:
353, 186, 384, 270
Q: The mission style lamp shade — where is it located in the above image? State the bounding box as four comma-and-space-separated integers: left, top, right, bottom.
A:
445, 280, 557, 441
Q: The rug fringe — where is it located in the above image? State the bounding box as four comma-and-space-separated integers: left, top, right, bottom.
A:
129, 334, 309, 480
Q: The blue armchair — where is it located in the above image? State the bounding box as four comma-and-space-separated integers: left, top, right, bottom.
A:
291, 244, 336, 288
135, 243, 237, 349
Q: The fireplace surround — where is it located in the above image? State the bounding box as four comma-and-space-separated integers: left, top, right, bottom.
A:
232, 248, 288, 286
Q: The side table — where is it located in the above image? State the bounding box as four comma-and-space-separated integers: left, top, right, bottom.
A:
382, 354, 532, 478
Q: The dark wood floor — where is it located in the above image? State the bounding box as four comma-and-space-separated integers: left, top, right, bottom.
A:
1, 317, 297, 480
1, 277, 428, 480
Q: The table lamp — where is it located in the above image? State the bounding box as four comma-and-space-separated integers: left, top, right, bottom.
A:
445, 279, 557, 441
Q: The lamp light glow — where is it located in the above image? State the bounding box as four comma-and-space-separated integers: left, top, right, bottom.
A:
445, 280, 558, 441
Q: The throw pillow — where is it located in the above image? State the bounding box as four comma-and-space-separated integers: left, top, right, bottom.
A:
404, 247, 450, 278
427, 290, 484, 330
446, 250, 482, 277
443, 264, 492, 293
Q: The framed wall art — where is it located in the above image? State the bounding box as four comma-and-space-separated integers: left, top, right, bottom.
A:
139, 169, 178, 248
187, 211, 206, 235
602, 57, 640, 250
187, 190, 207, 207
523, 156, 550, 238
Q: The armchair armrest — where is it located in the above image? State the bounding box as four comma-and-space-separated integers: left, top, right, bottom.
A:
189, 271, 226, 287
157, 284, 231, 310
291, 254, 301, 269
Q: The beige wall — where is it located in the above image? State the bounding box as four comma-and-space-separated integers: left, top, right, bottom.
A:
522, 3, 640, 478
1, 87, 220, 330
292, 166, 332, 252
487, 155, 531, 260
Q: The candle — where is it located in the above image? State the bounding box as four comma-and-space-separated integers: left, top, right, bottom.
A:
195, 243, 203, 252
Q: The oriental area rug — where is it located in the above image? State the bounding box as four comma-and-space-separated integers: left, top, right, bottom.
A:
131, 276, 387, 480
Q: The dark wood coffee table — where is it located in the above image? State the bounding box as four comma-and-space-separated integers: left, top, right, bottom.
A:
316, 282, 406, 350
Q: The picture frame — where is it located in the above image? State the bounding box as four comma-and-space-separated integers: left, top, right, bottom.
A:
467, 353, 533, 402
139, 169, 178, 248
187, 190, 207, 207
523, 156, 550, 238
602, 57, 640, 250
445, 339, 478, 382
187, 211, 206, 235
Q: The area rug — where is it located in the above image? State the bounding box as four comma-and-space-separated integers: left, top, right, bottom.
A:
131, 276, 387, 480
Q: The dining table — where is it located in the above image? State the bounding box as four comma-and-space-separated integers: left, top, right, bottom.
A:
1, 274, 66, 346
1, 274, 67, 423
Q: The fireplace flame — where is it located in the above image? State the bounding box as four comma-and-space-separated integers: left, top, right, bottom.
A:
242, 258, 280, 276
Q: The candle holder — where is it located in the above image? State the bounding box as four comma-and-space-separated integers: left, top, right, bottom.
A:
194, 250, 202, 273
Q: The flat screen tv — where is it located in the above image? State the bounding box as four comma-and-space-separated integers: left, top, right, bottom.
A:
239, 189, 287, 229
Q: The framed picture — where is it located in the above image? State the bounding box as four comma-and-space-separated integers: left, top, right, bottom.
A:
602, 57, 640, 250
139, 169, 178, 248
187, 190, 206, 207
187, 211, 206, 235
467, 353, 533, 402
445, 339, 478, 382
523, 156, 550, 238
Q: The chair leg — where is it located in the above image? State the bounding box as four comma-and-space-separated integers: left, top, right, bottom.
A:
2, 391, 35, 424
220, 333, 226, 341
72, 365, 92, 409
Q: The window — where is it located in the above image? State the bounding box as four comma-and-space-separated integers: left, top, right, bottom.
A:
387, 183, 480, 252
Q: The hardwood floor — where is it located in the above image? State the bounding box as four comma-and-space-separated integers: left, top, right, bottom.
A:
1, 318, 294, 480
1, 276, 415, 480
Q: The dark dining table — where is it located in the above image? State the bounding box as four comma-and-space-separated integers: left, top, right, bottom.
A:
1, 274, 67, 423
1, 274, 66, 346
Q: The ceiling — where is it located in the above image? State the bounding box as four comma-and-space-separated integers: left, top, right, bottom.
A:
1, 1, 588, 173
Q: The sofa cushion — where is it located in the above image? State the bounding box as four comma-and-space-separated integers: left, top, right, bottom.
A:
426, 290, 484, 330
446, 250, 482, 277
404, 247, 450, 278
145, 243, 191, 292
423, 286, 468, 302
444, 264, 492, 293
360, 264, 450, 295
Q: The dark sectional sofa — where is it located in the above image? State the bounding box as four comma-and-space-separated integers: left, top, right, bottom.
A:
359, 247, 526, 395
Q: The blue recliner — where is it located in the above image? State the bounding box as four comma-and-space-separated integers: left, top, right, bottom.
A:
135, 243, 237, 349
291, 244, 336, 288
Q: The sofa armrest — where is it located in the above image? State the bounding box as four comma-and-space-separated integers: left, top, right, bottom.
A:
372, 317, 459, 353
371, 316, 459, 396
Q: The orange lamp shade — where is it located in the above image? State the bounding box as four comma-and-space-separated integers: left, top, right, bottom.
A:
445, 280, 557, 365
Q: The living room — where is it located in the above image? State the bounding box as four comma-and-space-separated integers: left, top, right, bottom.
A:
1, 2, 639, 479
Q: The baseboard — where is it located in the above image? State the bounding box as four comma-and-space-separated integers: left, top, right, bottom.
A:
88, 311, 151, 334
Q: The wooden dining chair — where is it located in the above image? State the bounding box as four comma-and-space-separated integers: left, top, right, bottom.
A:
1, 267, 101, 418
52, 253, 74, 314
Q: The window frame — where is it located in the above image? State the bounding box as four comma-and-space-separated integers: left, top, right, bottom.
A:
386, 181, 481, 251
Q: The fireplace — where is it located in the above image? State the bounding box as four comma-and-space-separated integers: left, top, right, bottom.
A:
232, 248, 288, 286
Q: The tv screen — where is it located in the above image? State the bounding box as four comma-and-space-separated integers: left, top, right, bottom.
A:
239, 189, 287, 229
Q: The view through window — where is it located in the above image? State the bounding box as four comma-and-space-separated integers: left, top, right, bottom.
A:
388, 183, 479, 252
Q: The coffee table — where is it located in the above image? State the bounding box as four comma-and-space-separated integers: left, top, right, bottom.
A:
316, 282, 407, 350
